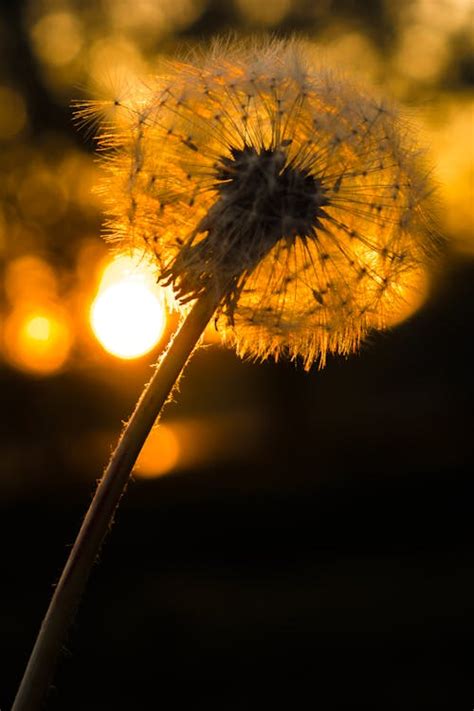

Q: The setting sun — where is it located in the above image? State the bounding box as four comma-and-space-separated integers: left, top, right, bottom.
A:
90, 252, 166, 359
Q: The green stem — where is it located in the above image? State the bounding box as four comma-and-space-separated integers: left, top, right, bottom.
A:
12, 289, 221, 711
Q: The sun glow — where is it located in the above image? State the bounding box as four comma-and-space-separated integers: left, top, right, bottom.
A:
90, 252, 166, 359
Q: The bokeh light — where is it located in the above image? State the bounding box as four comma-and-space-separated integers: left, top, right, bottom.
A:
236, 0, 291, 26
382, 267, 429, 328
3, 303, 72, 376
0, 86, 27, 140
90, 252, 166, 359
4, 254, 58, 304
394, 24, 448, 82
425, 98, 474, 253
1, 254, 73, 375
134, 424, 180, 478
104, 0, 205, 35
30, 11, 84, 67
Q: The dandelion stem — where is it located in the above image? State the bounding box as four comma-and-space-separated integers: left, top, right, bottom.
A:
12, 288, 221, 711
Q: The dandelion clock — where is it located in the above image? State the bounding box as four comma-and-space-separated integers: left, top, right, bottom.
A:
13, 39, 439, 710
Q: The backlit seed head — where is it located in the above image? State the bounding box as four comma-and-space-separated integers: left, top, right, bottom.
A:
76, 38, 439, 368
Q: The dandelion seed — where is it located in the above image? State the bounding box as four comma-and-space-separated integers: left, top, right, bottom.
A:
81, 38, 438, 368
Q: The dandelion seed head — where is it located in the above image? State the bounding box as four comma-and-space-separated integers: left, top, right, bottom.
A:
82, 38, 439, 368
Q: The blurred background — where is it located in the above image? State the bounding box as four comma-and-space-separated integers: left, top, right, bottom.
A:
1, 0, 473, 708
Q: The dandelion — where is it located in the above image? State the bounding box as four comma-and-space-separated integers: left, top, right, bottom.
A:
13, 38, 438, 710
76, 37, 437, 367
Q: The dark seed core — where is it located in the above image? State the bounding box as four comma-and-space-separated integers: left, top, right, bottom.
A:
163, 144, 331, 305
214, 144, 329, 243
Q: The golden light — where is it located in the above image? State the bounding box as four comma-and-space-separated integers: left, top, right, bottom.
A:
382, 266, 429, 328
3, 304, 72, 376
0, 86, 27, 140
411, 0, 472, 33
356, 245, 430, 328
25, 315, 51, 341
204, 320, 223, 345
30, 12, 83, 67
395, 24, 448, 82
4, 255, 58, 304
236, 0, 291, 26
323, 31, 380, 80
134, 424, 180, 478
90, 252, 166, 359
424, 98, 474, 253
134, 414, 265, 477
104, 0, 206, 33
